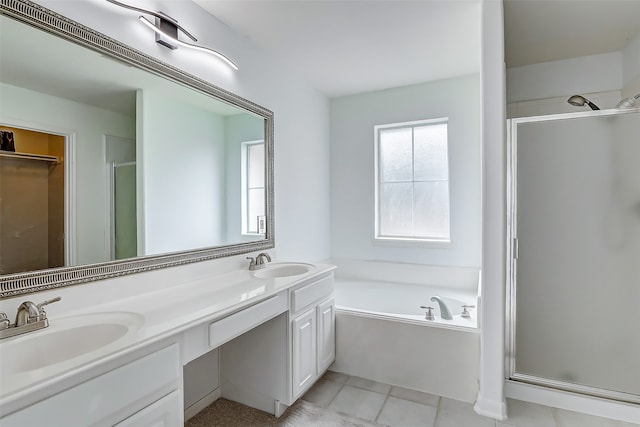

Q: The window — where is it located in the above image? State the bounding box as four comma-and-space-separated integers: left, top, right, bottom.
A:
241, 140, 265, 235
374, 119, 450, 242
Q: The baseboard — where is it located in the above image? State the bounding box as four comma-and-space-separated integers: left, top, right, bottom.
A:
474, 394, 508, 420
184, 388, 221, 421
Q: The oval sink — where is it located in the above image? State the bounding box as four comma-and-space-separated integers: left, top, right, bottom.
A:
254, 262, 314, 279
0, 311, 143, 376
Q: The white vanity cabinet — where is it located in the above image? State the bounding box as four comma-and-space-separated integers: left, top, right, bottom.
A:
290, 275, 336, 401
218, 272, 335, 416
0, 265, 338, 425
1, 343, 181, 427
292, 306, 318, 397
317, 297, 336, 373
115, 390, 182, 427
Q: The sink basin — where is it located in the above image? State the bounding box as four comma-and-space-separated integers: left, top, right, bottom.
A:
254, 262, 314, 279
0, 311, 143, 376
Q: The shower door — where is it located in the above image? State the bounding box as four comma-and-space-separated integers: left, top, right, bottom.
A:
111, 161, 137, 260
507, 109, 640, 403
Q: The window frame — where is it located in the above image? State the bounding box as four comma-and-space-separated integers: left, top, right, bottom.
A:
241, 139, 265, 236
373, 118, 451, 245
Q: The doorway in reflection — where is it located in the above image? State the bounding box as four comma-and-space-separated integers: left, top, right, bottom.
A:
106, 135, 137, 260
0, 125, 65, 274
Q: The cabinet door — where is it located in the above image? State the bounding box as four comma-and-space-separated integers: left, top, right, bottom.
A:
316, 298, 335, 374
292, 307, 317, 398
115, 390, 182, 427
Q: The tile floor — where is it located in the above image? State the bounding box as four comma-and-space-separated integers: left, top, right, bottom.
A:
300, 371, 639, 427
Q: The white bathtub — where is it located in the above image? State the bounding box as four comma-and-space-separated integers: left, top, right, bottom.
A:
334, 279, 478, 330
330, 260, 481, 403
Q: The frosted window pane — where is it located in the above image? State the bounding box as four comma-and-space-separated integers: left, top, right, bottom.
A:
414, 182, 450, 239
379, 128, 412, 182
414, 124, 448, 181
248, 143, 264, 188
247, 188, 265, 233
379, 182, 413, 236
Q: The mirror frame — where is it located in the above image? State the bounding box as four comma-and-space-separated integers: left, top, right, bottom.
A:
0, 0, 275, 298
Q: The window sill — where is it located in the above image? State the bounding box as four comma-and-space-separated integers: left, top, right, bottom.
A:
373, 237, 451, 249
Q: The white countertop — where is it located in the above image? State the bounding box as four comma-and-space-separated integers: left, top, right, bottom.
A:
0, 262, 336, 415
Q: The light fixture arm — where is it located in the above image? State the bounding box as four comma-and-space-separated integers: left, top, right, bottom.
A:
139, 17, 239, 70
106, 0, 197, 41
105, 0, 238, 70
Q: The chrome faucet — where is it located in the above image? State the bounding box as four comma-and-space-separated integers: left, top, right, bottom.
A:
246, 252, 272, 271
430, 296, 453, 320
0, 296, 61, 339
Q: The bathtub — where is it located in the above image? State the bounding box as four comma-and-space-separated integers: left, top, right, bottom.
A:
334, 280, 478, 330
330, 260, 481, 403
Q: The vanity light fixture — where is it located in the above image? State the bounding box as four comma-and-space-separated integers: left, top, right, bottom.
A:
105, 0, 238, 71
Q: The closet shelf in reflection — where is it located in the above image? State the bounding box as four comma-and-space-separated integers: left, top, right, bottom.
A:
0, 151, 61, 164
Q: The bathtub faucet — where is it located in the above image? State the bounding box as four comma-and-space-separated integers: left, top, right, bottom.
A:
430, 296, 453, 320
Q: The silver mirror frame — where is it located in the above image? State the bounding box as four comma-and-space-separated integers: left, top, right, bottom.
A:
0, 0, 275, 298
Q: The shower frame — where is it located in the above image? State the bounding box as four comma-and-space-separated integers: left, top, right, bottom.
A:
505, 107, 640, 405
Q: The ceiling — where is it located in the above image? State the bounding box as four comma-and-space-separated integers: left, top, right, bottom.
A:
194, 0, 482, 98
195, 0, 640, 98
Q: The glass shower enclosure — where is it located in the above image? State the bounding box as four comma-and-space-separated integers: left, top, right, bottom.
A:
507, 108, 640, 403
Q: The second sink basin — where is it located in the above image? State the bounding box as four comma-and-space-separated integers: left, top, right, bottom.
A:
254, 262, 314, 279
0, 311, 143, 376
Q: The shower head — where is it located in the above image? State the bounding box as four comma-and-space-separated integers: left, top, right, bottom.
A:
615, 93, 640, 109
567, 95, 600, 110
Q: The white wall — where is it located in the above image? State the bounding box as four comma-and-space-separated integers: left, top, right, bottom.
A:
0, 82, 135, 265
622, 32, 640, 97
330, 75, 482, 268
506, 52, 623, 104
507, 30, 640, 110
33, 0, 332, 263
138, 90, 226, 256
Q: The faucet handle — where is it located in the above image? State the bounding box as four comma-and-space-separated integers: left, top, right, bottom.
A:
246, 257, 257, 270
461, 304, 475, 318
420, 305, 435, 321
36, 296, 62, 319
0, 313, 9, 330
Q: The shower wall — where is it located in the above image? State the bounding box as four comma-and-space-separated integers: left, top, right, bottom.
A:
511, 110, 640, 401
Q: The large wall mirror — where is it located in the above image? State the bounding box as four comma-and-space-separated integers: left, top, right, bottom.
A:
0, 0, 274, 298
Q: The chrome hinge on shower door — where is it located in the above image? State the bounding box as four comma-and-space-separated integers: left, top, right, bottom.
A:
512, 238, 519, 259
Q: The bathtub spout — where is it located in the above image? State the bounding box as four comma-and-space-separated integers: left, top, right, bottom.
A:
430, 296, 453, 320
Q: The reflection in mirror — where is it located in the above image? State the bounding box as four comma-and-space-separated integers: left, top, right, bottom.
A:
0, 127, 65, 274
0, 1, 273, 295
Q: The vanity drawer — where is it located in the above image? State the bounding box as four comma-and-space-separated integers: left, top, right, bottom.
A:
1, 344, 180, 426
291, 275, 334, 314
209, 291, 287, 349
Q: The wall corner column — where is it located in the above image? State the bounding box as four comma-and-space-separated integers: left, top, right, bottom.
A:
475, 0, 508, 421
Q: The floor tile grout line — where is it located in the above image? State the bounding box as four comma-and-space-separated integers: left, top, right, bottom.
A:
373, 392, 392, 425
325, 382, 345, 409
